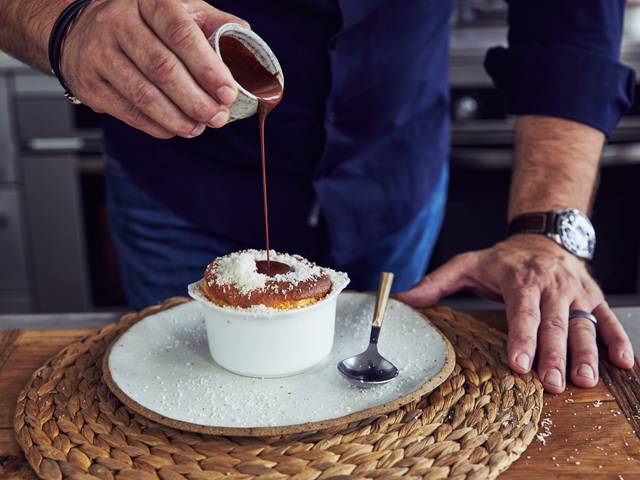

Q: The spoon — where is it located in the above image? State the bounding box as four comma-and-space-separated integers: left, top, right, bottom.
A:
337, 272, 399, 386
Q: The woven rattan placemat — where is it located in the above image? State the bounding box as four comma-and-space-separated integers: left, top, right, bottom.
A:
14, 298, 543, 480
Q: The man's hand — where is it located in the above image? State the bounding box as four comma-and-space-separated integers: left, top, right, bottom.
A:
60, 0, 248, 138
397, 234, 634, 393
399, 116, 635, 393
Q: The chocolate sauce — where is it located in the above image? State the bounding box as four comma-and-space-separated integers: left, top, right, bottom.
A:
256, 260, 292, 276
219, 37, 283, 276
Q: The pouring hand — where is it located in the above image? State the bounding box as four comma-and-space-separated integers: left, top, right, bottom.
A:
61, 0, 248, 138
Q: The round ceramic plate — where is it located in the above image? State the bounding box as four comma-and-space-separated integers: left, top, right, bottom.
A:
103, 292, 455, 436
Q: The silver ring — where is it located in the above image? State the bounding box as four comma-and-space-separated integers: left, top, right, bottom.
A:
569, 309, 598, 325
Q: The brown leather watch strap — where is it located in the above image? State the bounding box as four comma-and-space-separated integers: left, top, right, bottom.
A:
507, 212, 557, 236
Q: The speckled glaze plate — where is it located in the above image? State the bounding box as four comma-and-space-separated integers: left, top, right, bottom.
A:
103, 292, 455, 436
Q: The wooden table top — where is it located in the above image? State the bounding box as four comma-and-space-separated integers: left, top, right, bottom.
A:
0, 310, 639, 479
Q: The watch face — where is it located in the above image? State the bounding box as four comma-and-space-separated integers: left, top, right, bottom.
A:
557, 209, 596, 259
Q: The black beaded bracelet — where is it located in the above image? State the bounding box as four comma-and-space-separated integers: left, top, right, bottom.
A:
48, 0, 92, 104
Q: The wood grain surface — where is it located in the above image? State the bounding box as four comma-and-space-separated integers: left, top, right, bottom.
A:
0, 313, 639, 479
600, 347, 640, 439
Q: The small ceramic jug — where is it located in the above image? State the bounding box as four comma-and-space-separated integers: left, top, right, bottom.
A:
209, 23, 284, 123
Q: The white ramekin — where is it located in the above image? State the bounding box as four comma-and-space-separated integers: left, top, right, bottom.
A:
188, 277, 349, 378
209, 23, 284, 123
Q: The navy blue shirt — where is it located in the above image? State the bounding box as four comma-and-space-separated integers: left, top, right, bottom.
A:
103, 0, 634, 264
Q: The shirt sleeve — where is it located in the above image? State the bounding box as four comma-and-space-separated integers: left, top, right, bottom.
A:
484, 0, 636, 136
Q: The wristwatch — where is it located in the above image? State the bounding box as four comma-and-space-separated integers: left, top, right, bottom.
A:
507, 208, 596, 260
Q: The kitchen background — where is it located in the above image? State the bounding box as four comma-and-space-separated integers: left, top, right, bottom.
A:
2, 0, 640, 314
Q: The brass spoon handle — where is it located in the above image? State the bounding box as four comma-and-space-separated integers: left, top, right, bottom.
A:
372, 272, 394, 328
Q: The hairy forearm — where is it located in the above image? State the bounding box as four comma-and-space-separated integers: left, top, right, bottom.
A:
0, 0, 73, 72
508, 116, 605, 220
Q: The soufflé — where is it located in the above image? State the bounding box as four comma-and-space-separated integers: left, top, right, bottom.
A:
202, 250, 348, 310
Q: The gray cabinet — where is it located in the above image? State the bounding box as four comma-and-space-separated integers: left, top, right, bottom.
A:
0, 76, 16, 182
0, 186, 33, 313
21, 154, 90, 312
0, 188, 29, 289
0, 64, 33, 312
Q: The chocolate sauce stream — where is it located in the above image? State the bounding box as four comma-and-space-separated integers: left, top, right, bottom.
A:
219, 37, 283, 275
259, 106, 271, 272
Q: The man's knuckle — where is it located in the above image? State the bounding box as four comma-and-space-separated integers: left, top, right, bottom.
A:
512, 333, 536, 348
580, 279, 594, 292
542, 350, 565, 366
503, 264, 519, 280
124, 109, 144, 128
166, 18, 197, 48
514, 269, 541, 289
542, 315, 567, 332
122, 103, 144, 126
188, 100, 217, 122
125, 105, 142, 123
570, 321, 596, 338
511, 305, 538, 321
573, 349, 597, 365
551, 271, 576, 292
197, 63, 222, 84
132, 82, 156, 108
147, 52, 179, 84
199, 62, 215, 75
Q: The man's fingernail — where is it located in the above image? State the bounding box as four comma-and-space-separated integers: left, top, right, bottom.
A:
577, 364, 594, 379
543, 368, 562, 387
623, 351, 633, 363
190, 123, 206, 137
208, 110, 229, 128
217, 85, 236, 105
515, 353, 530, 371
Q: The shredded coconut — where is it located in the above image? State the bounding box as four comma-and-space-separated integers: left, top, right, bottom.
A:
210, 250, 328, 294
536, 415, 553, 445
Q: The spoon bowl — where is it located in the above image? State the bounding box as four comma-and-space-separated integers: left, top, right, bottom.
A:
337, 344, 399, 386
337, 272, 399, 386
